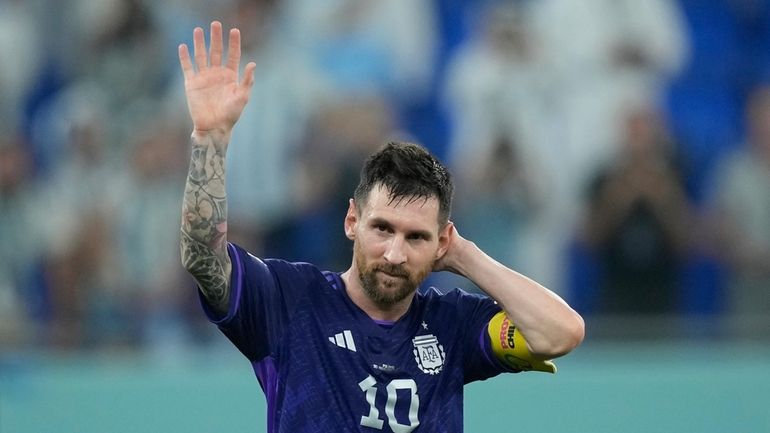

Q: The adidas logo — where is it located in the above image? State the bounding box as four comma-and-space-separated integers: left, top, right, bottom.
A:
329, 330, 357, 352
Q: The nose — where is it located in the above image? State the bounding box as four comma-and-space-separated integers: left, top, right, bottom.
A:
383, 236, 407, 265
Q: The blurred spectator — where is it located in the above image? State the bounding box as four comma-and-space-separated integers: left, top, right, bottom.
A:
38, 92, 125, 348
450, 134, 540, 278
282, 96, 398, 270
0, 136, 46, 347
668, 1, 770, 202
63, 0, 170, 112
442, 1, 565, 292
580, 105, 693, 315
281, 0, 437, 102
113, 113, 200, 350
532, 0, 689, 195
215, 0, 331, 253
444, 1, 556, 181
0, 0, 43, 130
708, 84, 770, 337
29, 0, 172, 179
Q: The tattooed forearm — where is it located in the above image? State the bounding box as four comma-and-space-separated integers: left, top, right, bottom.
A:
180, 134, 231, 313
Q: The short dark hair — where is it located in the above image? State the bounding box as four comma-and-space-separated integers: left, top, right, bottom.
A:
353, 141, 454, 225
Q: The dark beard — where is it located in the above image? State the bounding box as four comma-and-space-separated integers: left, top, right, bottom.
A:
359, 262, 416, 306
354, 244, 431, 307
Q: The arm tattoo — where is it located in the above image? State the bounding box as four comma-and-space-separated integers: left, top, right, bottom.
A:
180, 135, 231, 313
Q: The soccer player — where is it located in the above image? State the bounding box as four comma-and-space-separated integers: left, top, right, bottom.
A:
178, 22, 584, 432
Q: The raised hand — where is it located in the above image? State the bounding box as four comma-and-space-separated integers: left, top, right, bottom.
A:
178, 21, 256, 139
432, 223, 471, 276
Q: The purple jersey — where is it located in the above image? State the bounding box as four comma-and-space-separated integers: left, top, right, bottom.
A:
200, 243, 517, 432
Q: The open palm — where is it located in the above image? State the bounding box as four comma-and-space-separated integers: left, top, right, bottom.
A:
178, 21, 256, 136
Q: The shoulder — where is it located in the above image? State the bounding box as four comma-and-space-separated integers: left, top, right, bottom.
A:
263, 257, 324, 277
419, 286, 487, 301
419, 286, 499, 316
230, 243, 330, 291
261, 259, 332, 294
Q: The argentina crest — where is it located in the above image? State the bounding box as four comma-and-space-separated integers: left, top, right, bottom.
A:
413, 334, 445, 374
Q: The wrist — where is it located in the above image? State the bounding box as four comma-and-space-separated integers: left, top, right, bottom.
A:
191, 128, 232, 145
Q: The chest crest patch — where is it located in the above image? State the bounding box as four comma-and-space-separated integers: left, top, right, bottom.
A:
412, 334, 445, 375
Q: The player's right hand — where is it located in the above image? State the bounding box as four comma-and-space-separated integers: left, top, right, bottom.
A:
178, 21, 256, 140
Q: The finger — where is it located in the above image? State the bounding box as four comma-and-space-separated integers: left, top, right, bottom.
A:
241, 61, 257, 89
192, 26, 208, 70
225, 28, 241, 72
178, 44, 194, 81
209, 21, 223, 67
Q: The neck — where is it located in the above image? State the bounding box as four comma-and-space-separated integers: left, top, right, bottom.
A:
341, 267, 415, 322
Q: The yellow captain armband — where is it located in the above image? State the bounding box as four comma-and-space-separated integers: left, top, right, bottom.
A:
487, 311, 557, 374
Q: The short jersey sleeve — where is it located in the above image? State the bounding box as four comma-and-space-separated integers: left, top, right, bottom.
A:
198, 243, 298, 362
449, 289, 521, 383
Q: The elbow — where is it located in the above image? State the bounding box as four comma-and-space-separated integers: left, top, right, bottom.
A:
567, 312, 586, 352
530, 312, 586, 360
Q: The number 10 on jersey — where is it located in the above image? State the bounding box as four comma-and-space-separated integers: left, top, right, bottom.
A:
358, 375, 420, 432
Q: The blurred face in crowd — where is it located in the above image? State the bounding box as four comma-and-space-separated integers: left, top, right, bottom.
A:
0, 142, 30, 194
622, 106, 667, 160
345, 184, 449, 307
487, 6, 530, 59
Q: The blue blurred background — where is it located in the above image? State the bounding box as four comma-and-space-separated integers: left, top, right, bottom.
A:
1, 0, 769, 431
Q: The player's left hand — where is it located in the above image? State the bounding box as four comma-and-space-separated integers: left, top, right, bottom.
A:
432, 222, 472, 276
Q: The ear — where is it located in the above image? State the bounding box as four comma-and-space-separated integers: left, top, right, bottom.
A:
344, 199, 358, 240
435, 221, 454, 260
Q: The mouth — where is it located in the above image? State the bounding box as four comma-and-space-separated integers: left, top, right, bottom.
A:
378, 270, 407, 279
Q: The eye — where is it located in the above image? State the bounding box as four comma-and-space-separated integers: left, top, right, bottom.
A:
374, 223, 389, 232
407, 233, 427, 241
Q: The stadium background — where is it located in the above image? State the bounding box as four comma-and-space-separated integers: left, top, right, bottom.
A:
1, 0, 769, 431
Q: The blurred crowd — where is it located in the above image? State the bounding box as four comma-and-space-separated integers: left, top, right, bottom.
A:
2, 0, 770, 352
